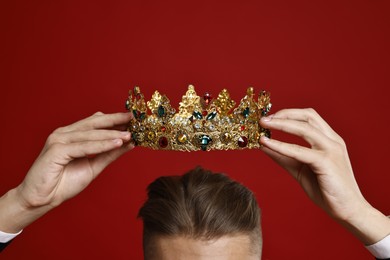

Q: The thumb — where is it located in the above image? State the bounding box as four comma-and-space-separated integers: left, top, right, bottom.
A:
261, 145, 301, 180
90, 142, 135, 179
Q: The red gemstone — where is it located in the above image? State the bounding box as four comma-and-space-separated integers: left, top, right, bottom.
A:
158, 136, 168, 148
202, 110, 208, 116
161, 126, 166, 132
136, 93, 142, 100
203, 92, 212, 105
240, 125, 246, 131
238, 136, 248, 147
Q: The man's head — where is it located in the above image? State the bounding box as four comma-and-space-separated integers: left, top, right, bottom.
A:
138, 167, 262, 259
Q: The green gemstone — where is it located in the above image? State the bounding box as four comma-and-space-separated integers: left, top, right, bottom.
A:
242, 107, 250, 118
131, 133, 139, 145
193, 111, 203, 120
206, 111, 217, 120
158, 105, 165, 117
201, 145, 207, 151
139, 112, 146, 120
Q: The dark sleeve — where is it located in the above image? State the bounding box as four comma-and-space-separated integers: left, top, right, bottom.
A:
0, 241, 12, 252
376, 258, 390, 260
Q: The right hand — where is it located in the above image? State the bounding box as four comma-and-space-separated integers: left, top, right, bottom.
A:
0, 112, 134, 233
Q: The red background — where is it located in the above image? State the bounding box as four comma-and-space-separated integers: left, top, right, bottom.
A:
1, 1, 389, 259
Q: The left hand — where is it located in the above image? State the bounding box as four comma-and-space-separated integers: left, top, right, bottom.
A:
259, 108, 390, 245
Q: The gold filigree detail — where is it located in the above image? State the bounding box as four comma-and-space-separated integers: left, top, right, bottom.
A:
126, 86, 147, 113
147, 91, 163, 112
214, 89, 236, 115
145, 90, 175, 118
258, 91, 272, 115
178, 85, 202, 116
233, 87, 259, 121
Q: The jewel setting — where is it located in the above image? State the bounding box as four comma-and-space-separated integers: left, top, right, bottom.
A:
125, 85, 271, 151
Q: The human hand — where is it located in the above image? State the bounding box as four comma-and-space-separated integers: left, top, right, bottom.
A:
259, 108, 390, 245
0, 112, 134, 233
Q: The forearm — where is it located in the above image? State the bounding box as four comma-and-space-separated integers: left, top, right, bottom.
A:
0, 188, 53, 233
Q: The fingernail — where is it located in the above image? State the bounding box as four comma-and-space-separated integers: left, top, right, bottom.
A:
261, 136, 270, 142
121, 131, 130, 137
127, 111, 134, 118
113, 139, 123, 145
127, 140, 135, 149
261, 115, 273, 122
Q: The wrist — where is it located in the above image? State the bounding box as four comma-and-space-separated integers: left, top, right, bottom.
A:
0, 188, 53, 233
337, 202, 390, 245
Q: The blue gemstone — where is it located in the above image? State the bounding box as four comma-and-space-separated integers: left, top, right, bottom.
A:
193, 111, 203, 120
158, 105, 165, 117
199, 135, 212, 151
206, 111, 217, 120
200, 135, 211, 145
242, 107, 250, 118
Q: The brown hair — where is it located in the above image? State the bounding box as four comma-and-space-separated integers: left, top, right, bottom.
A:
138, 167, 262, 257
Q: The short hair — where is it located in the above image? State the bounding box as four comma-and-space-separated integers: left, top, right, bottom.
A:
138, 167, 262, 258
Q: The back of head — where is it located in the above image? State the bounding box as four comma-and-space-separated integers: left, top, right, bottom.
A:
138, 167, 262, 258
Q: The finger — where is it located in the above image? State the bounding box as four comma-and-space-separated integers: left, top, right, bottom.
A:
49, 130, 131, 144
260, 136, 322, 166
273, 108, 332, 132
262, 144, 323, 201
261, 146, 302, 180
90, 142, 135, 178
262, 108, 342, 142
110, 124, 131, 131
52, 139, 125, 165
59, 112, 133, 132
260, 117, 332, 149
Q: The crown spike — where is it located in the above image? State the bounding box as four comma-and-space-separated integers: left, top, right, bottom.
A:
178, 85, 202, 116
258, 90, 272, 116
214, 89, 236, 116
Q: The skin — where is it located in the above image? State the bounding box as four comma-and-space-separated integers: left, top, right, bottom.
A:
0, 108, 389, 256
259, 108, 390, 245
0, 112, 134, 233
151, 234, 259, 260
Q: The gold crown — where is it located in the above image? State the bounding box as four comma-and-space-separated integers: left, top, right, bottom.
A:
125, 85, 271, 151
